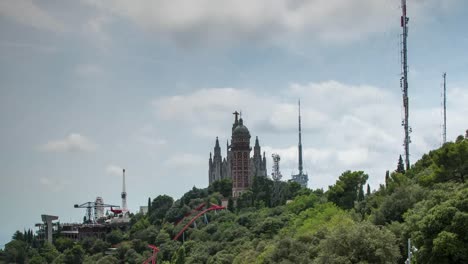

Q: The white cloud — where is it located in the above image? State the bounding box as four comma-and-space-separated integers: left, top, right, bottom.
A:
106, 165, 124, 177
39, 177, 69, 192
83, 0, 458, 45
40, 133, 97, 153
164, 153, 205, 169
0, 0, 65, 32
152, 81, 468, 189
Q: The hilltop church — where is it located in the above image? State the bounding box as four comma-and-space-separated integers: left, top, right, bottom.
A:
208, 111, 267, 197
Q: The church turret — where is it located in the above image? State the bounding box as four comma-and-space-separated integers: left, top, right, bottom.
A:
254, 136, 261, 158
214, 137, 221, 157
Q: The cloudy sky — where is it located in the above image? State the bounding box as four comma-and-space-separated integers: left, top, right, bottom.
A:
1, 0, 467, 247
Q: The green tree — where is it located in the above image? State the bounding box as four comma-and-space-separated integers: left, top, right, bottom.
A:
40, 242, 59, 263
54, 237, 74, 252
12, 230, 25, 241
150, 195, 174, 225
227, 197, 234, 212
147, 197, 151, 215
327, 171, 369, 210
172, 246, 186, 264
397, 155, 405, 174
315, 221, 400, 263
208, 178, 233, 198
405, 184, 468, 263
4, 239, 28, 264
63, 245, 85, 264
29, 254, 47, 264
106, 229, 124, 245
90, 239, 110, 254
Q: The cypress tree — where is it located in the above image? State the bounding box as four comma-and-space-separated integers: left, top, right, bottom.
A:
147, 197, 151, 215
396, 155, 405, 174
366, 184, 371, 196
385, 170, 390, 187
358, 185, 365, 201
227, 197, 234, 212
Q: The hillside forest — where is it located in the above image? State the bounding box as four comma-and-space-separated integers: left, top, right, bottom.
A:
2, 134, 467, 264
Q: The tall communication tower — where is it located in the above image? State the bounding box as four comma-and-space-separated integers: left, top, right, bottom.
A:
271, 154, 282, 181
121, 169, 128, 213
442, 72, 447, 144
400, 0, 411, 170
291, 100, 308, 187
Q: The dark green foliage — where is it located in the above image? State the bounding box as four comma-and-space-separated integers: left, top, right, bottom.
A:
397, 155, 405, 174
40, 242, 59, 263
410, 140, 468, 185
327, 170, 369, 210
405, 184, 468, 263
181, 187, 208, 205
54, 237, 74, 252
147, 197, 151, 215
105, 229, 123, 245
90, 239, 110, 254
63, 245, 85, 264
252, 176, 273, 207
164, 202, 191, 223
149, 195, 174, 225
172, 245, 186, 264
208, 179, 233, 198
315, 221, 400, 263
6, 137, 468, 264
286, 181, 302, 199
29, 254, 47, 264
5, 239, 28, 263
385, 170, 390, 187
236, 190, 254, 210
371, 184, 425, 225
227, 197, 234, 212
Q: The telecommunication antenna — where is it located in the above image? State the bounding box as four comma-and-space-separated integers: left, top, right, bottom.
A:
442, 72, 447, 144
400, 0, 411, 170
271, 154, 282, 181
271, 154, 283, 206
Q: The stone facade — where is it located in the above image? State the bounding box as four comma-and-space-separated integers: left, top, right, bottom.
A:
208, 112, 267, 197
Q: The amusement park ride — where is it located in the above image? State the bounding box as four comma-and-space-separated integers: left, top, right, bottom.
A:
142, 203, 225, 264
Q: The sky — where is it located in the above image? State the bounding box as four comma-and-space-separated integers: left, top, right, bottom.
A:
1, 0, 467, 248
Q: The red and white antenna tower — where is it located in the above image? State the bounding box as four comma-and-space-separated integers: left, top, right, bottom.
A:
400, 0, 411, 170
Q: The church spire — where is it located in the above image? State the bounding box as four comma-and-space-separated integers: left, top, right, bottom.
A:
214, 137, 221, 157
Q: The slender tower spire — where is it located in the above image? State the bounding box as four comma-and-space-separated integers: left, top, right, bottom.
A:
298, 100, 303, 175
442, 72, 447, 144
121, 169, 128, 212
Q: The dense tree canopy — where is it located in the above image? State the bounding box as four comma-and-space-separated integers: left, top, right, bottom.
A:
5, 135, 468, 263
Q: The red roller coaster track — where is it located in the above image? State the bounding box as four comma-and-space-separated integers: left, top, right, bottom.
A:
173, 204, 225, 241
142, 203, 225, 264
143, 244, 160, 264
173, 203, 207, 226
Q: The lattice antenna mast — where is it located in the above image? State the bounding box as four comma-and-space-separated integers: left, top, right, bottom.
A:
121, 169, 128, 212
271, 154, 282, 181
442, 72, 447, 144
400, 0, 411, 170
298, 100, 303, 175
